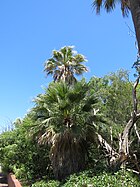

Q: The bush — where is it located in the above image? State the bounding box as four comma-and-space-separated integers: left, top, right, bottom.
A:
0, 117, 51, 180
30, 169, 140, 187
31, 180, 60, 187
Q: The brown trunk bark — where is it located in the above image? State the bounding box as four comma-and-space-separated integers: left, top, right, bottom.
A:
129, 0, 140, 55
50, 132, 87, 180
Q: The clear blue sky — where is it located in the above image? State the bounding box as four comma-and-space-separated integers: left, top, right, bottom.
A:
0, 0, 137, 130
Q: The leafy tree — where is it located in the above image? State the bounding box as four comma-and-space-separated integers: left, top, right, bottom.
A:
0, 116, 51, 181
88, 70, 134, 150
30, 79, 105, 180
89, 70, 133, 125
92, 0, 140, 55
44, 46, 88, 84
89, 69, 140, 172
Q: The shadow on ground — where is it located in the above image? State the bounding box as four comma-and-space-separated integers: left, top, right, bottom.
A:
0, 173, 8, 187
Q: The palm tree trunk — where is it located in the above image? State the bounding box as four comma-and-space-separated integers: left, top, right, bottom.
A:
50, 132, 87, 180
129, 0, 140, 55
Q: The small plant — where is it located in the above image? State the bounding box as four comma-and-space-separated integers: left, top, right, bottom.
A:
31, 180, 60, 187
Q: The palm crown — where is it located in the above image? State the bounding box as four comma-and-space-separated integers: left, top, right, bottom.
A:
30, 80, 104, 179
44, 46, 88, 84
93, 0, 130, 16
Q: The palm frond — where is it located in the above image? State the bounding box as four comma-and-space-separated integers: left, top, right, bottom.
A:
104, 0, 116, 12
121, 0, 130, 17
92, 0, 130, 16
92, 0, 103, 14
53, 50, 63, 62
44, 46, 88, 84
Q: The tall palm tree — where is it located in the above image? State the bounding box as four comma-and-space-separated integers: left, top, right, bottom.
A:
44, 46, 88, 84
30, 80, 105, 180
93, 0, 140, 56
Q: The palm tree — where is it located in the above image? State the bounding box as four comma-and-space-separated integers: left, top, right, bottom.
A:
30, 80, 105, 180
44, 46, 88, 84
93, 0, 140, 56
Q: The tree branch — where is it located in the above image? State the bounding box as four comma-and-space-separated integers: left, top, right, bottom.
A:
96, 132, 118, 157
134, 123, 140, 142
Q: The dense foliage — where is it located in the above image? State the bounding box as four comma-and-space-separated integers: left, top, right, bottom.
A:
31, 170, 140, 187
0, 69, 140, 186
0, 117, 51, 181
87, 70, 134, 153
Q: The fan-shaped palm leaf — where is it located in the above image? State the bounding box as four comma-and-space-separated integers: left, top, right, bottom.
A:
44, 46, 88, 84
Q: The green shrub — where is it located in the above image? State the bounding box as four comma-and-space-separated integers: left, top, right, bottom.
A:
30, 169, 140, 187
63, 169, 140, 187
0, 117, 51, 180
31, 180, 60, 187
